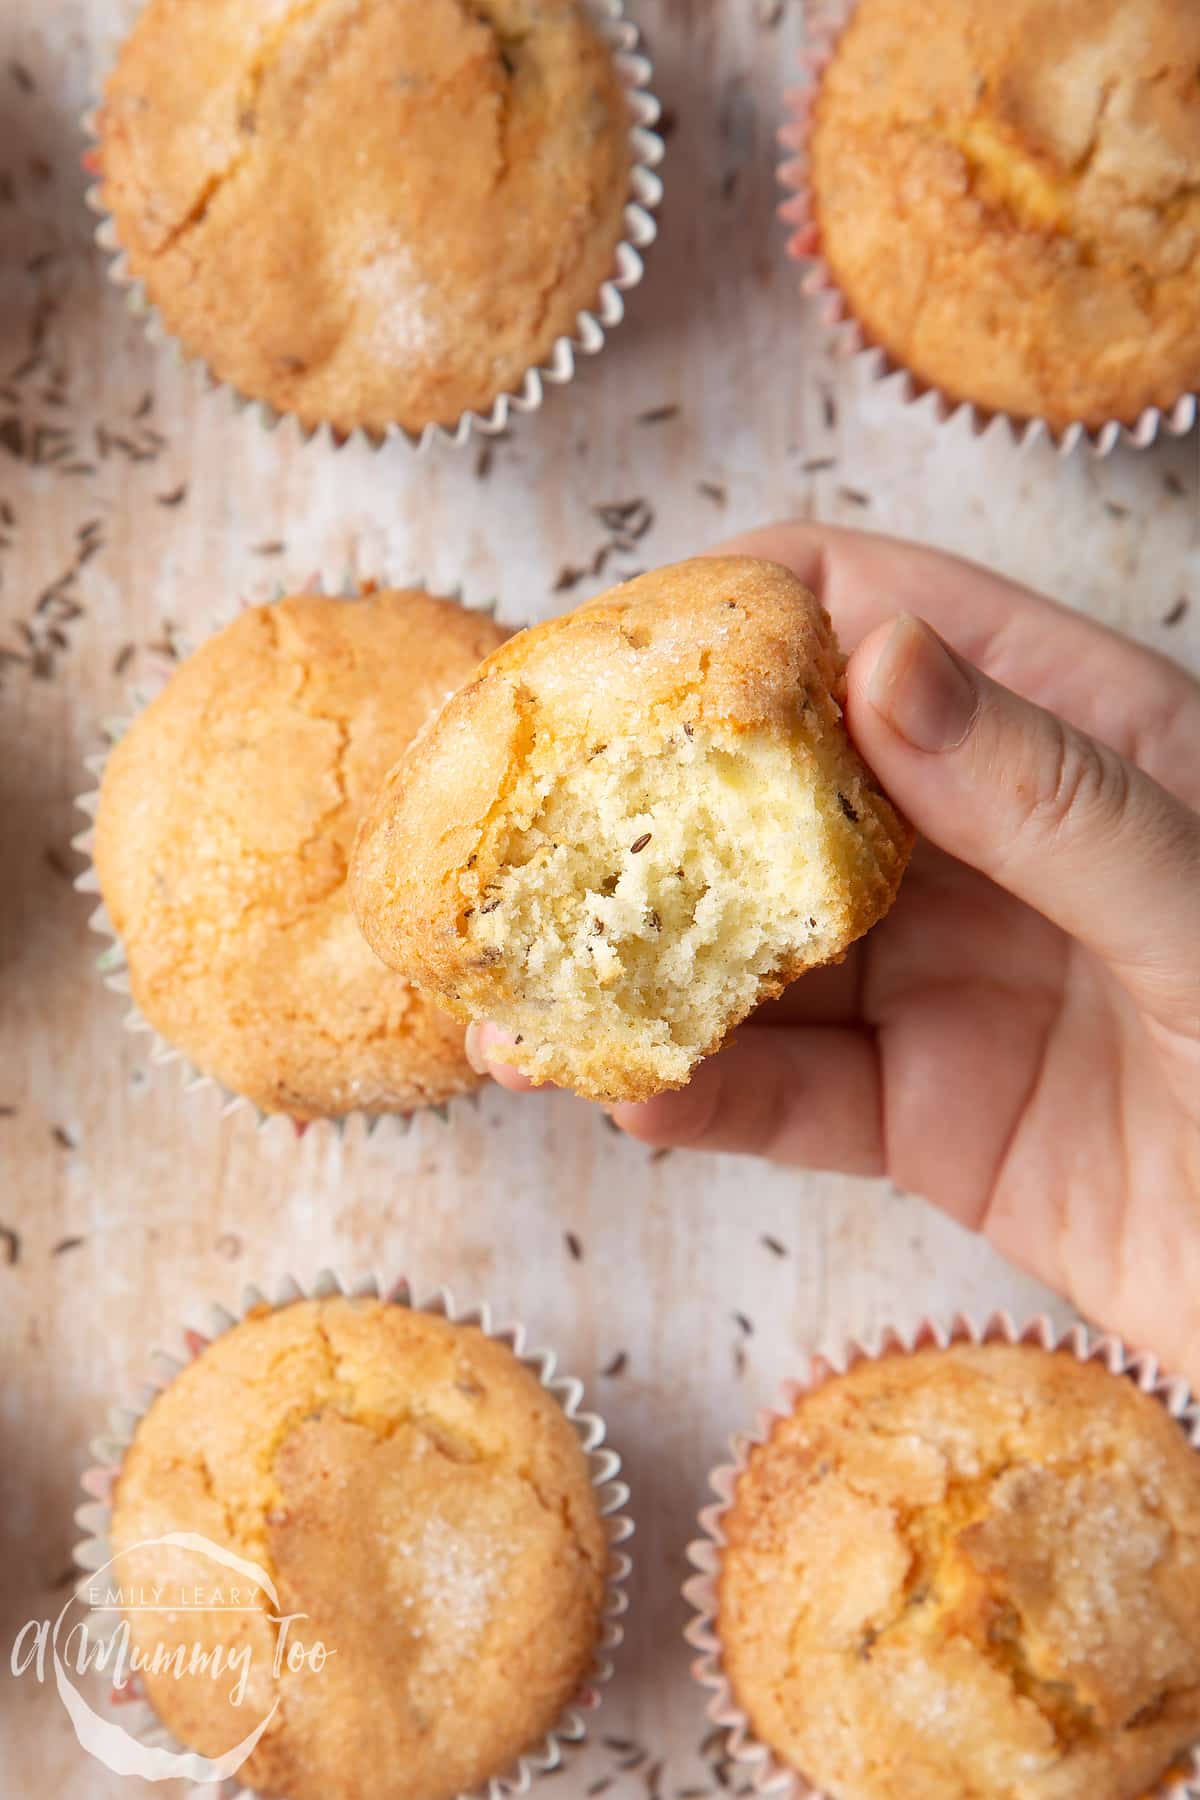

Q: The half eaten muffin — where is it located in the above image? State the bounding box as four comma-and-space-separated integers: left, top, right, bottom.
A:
351, 557, 911, 1103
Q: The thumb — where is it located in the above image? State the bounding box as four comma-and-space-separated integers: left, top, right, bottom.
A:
847, 615, 1200, 1042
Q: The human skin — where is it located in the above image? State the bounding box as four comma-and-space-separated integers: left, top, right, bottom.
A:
468, 525, 1200, 1384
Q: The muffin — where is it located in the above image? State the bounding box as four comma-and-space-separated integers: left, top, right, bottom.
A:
104, 1295, 610, 1800
351, 557, 912, 1104
805, 0, 1200, 432
94, 0, 636, 439
92, 588, 509, 1119
714, 1340, 1200, 1800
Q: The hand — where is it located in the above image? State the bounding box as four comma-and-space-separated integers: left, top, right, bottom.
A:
468, 525, 1200, 1381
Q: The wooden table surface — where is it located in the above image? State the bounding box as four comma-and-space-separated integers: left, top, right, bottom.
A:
2, 1, 1198, 1794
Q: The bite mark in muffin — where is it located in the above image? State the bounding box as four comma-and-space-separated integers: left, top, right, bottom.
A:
351, 557, 912, 1103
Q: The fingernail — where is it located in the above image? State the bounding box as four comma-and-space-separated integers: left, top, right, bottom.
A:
465, 1020, 518, 1075
867, 614, 980, 753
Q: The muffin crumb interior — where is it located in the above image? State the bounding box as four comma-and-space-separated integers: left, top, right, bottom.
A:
468, 727, 867, 1087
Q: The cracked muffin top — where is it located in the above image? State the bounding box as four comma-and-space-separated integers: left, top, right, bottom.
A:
93, 589, 509, 1118
95, 0, 632, 438
109, 1297, 608, 1800
717, 1341, 1200, 1800
809, 0, 1200, 431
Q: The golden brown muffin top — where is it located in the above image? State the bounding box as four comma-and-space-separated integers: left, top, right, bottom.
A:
109, 1297, 608, 1800
94, 590, 508, 1118
96, 0, 632, 437
719, 1342, 1200, 1800
810, 0, 1200, 430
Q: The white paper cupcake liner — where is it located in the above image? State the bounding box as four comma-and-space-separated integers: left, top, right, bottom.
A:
777, 0, 1199, 459
71, 571, 503, 1136
73, 1268, 633, 1800
83, 0, 663, 452
684, 1310, 1200, 1800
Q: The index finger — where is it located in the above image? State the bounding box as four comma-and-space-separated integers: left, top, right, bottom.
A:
710, 522, 1199, 795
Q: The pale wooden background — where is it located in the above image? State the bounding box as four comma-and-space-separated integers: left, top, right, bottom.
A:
2, 1, 1198, 1795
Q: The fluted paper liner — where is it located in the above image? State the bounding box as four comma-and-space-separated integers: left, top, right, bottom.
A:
74, 1269, 633, 1800
778, 0, 1199, 459
684, 1310, 1200, 1799
83, 0, 663, 452
71, 571, 502, 1134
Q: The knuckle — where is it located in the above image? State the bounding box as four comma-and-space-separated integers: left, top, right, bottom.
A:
1024, 722, 1130, 846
